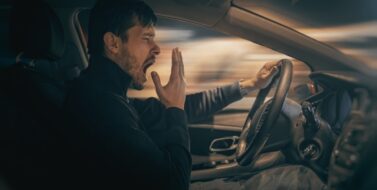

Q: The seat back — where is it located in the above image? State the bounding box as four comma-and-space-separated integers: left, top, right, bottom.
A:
0, 0, 75, 188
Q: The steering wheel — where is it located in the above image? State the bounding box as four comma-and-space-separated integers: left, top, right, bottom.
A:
236, 59, 293, 167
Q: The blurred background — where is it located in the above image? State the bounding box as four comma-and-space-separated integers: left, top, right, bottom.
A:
234, 0, 377, 70
128, 17, 311, 98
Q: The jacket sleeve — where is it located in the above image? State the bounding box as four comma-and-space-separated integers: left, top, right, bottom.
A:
133, 82, 244, 126
65, 92, 191, 190
184, 81, 243, 123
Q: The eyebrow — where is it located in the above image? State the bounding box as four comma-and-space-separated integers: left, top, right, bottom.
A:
142, 32, 155, 38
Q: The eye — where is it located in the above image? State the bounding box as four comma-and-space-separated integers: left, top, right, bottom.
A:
143, 36, 151, 41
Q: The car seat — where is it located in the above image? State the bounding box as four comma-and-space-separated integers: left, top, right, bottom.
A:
0, 0, 82, 189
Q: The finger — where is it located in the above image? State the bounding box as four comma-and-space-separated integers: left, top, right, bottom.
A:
265, 61, 280, 70
262, 62, 273, 70
271, 66, 279, 76
262, 66, 278, 78
259, 62, 271, 73
151, 71, 164, 96
170, 48, 179, 80
178, 50, 185, 77
271, 61, 282, 71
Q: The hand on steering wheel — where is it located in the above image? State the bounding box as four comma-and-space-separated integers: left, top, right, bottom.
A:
236, 59, 293, 167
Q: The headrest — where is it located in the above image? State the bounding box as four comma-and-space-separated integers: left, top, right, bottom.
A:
0, 43, 82, 81
10, 0, 65, 60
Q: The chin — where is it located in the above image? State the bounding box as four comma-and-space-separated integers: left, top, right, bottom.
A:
130, 81, 144, 90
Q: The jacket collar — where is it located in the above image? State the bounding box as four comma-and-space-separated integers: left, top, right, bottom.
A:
87, 55, 132, 96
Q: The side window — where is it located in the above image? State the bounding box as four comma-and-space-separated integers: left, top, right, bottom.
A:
77, 10, 312, 125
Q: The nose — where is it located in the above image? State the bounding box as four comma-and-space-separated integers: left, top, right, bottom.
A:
151, 42, 160, 56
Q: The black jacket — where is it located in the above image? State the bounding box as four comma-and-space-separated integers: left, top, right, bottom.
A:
62, 55, 242, 189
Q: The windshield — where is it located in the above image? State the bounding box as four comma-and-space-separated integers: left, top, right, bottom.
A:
234, 0, 377, 70
127, 17, 311, 98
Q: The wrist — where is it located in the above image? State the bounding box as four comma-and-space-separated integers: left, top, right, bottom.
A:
166, 105, 184, 110
164, 100, 185, 110
239, 79, 258, 95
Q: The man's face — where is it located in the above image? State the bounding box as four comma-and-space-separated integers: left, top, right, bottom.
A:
117, 24, 160, 90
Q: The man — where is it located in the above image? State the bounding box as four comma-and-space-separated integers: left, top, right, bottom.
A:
62, 0, 279, 189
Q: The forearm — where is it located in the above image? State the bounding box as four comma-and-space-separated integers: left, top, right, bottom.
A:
239, 78, 258, 96
184, 81, 246, 123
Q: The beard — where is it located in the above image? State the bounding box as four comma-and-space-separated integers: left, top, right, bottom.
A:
130, 80, 144, 90
118, 49, 146, 91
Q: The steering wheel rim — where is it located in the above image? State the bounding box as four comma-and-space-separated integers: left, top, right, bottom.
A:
236, 59, 293, 167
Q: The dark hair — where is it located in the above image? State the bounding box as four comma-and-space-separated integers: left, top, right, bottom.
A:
88, 0, 157, 55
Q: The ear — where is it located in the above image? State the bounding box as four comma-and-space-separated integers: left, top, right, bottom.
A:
103, 32, 121, 55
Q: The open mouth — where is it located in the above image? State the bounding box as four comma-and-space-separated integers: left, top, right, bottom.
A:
142, 59, 155, 74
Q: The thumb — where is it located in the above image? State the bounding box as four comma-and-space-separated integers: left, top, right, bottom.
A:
151, 71, 163, 95
270, 66, 279, 77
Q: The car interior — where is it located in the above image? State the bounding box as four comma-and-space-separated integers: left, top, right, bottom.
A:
1, 0, 377, 189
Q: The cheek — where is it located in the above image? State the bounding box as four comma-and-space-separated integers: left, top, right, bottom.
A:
122, 50, 140, 70
134, 44, 150, 62
125, 42, 150, 71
